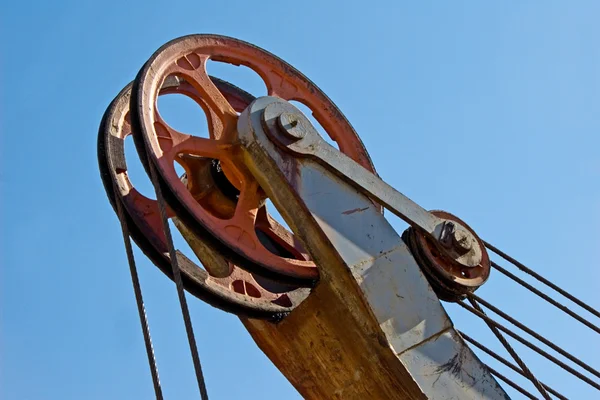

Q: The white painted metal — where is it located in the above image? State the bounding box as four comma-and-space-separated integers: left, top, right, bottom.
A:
239, 96, 510, 399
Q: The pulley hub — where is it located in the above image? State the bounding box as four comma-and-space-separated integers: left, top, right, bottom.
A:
404, 210, 491, 302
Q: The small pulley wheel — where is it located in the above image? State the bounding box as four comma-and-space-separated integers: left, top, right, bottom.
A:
130, 34, 379, 285
403, 210, 491, 302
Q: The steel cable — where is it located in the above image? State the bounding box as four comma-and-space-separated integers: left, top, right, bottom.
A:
469, 293, 600, 380
457, 300, 600, 391
486, 367, 538, 400
484, 241, 600, 320
459, 331, 567, 400
467, 297, 551, 399
489, 261, 600, 334
114, 193, 164, 399
148, 160, 209, 400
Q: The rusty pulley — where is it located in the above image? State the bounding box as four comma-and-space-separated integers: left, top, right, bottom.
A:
99, 35, 382, 319
403, 210, 491, 302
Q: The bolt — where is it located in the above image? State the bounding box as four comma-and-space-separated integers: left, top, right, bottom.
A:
439, 221, 456, 248
439, 221, 473, 255
452, 228, 473, 253
278, 113, 305, 140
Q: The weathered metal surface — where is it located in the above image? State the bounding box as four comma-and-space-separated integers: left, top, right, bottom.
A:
261, 100, 442, 236
129, 34, 378, 285
242, 273, 429, 399
262, 99, 489, 271
238, 96, 509, 399
260, 98, 493, 302
399, 330, 510, 399
297, 162, 451, 353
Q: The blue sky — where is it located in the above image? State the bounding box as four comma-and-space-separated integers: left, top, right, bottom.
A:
2, 1, 599, 399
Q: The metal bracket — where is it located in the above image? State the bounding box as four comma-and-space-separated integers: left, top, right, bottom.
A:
261, 98, 484, 269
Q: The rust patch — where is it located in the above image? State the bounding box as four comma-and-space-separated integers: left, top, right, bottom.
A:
342, 207, 369, 215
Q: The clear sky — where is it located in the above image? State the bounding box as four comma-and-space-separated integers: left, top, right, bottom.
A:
2, 2, 599, 399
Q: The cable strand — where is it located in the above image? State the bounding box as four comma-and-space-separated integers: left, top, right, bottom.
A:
487, 367, 539, 400
490, 261, 600, 334
470, 293, 600, 379
484, 241, 600, 320
459, 331, 567, 400
148, 159, 209, 400
467, 297, 551, 399
457, 300, 600, 391
114, 194, 163, 399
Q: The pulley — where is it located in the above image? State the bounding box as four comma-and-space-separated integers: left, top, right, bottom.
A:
98, 76, 308, 320
129, 34, 378, 285
403, 210, 491, 302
